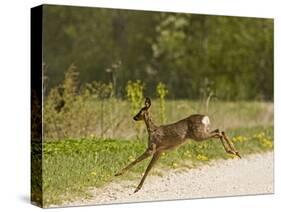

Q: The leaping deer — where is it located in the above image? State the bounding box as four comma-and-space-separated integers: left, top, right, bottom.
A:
115, 97, 241, 193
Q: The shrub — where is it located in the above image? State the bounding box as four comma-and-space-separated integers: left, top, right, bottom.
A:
126, 80, 144, 139
156, 82, 168, 124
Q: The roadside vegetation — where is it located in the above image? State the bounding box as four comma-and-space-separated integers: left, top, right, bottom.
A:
42, 126, 273, 206
34, 67, 274, 206
42, 67, 273, 141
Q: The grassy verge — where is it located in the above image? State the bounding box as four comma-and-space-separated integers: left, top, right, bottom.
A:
41, 126, 273, 206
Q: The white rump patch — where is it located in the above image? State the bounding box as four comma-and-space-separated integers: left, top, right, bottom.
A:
202, 116, 210, 126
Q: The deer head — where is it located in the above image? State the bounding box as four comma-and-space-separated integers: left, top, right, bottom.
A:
133, 97, 151, 121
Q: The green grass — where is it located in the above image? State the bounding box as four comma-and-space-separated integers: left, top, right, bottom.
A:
39, 125, 273, 206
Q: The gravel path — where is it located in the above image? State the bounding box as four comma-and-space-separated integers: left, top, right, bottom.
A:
61, 152, 274, 207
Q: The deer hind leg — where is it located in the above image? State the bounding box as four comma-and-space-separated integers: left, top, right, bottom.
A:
114, 143, 156, 176
210, 129, 241, 158
222, 131, 241, 158
134, 151, 161, 193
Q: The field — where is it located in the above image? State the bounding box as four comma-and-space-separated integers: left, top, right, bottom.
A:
34, 100, 274, 206
43, 98, 273, 140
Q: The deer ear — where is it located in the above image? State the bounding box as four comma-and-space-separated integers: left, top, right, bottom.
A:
145, 97, 151, 109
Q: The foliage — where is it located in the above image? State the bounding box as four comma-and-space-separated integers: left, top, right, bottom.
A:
126, 80, 144, 114
41, 126, 273, 206
43, 64, 273, 141
44, 77, 274, 140
126, 80, 144, 138
156, 82, 168, 124
43, 5, 273, 100
44, 66, 114, 140
62, 64, 79, 104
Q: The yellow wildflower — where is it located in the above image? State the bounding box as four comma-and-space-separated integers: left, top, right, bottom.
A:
172, 162, 178, 168
261, 139, 273, 148
196, 154, 208, 161
128, 155, 135, 162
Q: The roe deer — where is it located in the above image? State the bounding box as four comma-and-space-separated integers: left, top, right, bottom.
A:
115, 97, 241, 193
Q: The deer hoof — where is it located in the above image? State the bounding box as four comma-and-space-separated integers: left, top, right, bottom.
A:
235, 152, 242, 159
134, 186, 141, 193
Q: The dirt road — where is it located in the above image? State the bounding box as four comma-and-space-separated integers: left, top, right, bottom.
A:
61, 152, 273, 207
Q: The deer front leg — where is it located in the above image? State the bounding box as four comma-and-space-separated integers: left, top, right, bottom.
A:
134, 151, 161, 193
114, 149, 152, 176
115, 143, 157, 176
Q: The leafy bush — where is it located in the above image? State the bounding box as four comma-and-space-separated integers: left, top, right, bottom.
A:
44, 65, 114, 140
126, 80, 144, 138
156, 82, 168, 124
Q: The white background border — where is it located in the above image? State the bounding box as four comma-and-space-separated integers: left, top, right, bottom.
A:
0, 0, 279, 211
